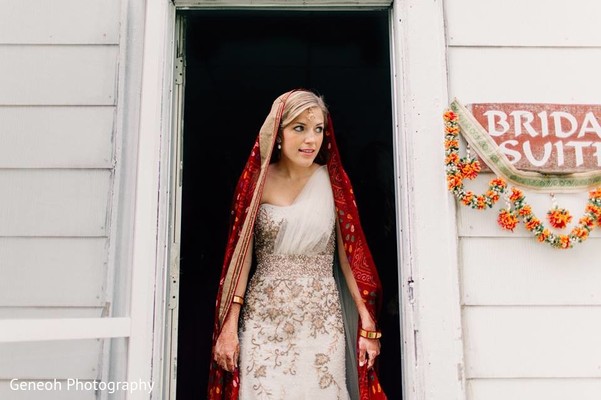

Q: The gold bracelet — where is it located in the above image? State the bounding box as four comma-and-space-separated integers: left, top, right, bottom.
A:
359, 328, 382, 340
232, 295, 244, 306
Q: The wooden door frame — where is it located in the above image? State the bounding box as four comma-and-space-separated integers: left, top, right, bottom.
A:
133, 1, 466, 400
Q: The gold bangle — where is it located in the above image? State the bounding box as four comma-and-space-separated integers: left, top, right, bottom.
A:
359, 328, 382, 340
232, 295, 244, 306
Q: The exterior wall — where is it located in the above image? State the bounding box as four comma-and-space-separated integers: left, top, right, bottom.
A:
5, 1, 601, 399
0, 0, 134, 398
445, 1, 601, 399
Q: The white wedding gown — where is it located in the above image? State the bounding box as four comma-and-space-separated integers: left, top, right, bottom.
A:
238, 166, 350, 400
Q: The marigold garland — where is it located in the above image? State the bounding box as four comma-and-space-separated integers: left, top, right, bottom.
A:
444, 110, 506, 210
547, 207, 572, 230
443, 109, 601, 250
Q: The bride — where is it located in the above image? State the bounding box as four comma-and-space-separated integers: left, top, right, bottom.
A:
209, 90, 387, 400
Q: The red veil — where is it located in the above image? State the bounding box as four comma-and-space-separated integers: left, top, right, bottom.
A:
208, 90, 387, 400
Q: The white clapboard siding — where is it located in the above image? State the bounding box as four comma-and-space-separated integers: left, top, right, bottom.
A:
0, 107, 114, 168
457, 175, 600, 238
464, 306, 601, 378
0, 340, 101, 379
0, 381, 96, 400
448, 47, 601, 104
467, 378, 601, 400
0, 170, 110, 236
446, 0, 601, 47
0, 238, 108, 307
0, 46, 118, 105
460, 237, 601, 306
0, 0, 120, 45
0, 307, 103, 319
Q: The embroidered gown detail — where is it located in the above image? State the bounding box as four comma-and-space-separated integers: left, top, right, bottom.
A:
238, 166, 350, 400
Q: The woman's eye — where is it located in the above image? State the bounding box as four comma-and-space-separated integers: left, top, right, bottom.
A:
315, 126, 323, 134
293, 126, 304, 132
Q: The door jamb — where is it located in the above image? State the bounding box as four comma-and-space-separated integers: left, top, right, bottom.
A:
141, 2, 456, 400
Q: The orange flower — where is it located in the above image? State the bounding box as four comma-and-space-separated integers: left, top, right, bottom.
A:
589, 187, 601, 200
444, 139, 459, 150
445, 153, 459, 165
447, 174, 463, 190
490, 178, 506, 188
537, 229, 550, 242
572, 227, 589, 240
586, 203, 601, 220
518, 204, 532, 216
525, 217, 541, 231
485, 190, 500, 202
445, 125, 459, 134
443, 110, 457, 121
459, 160, 481, 180
462, 191, 475, 205
476, 196, 487, 209
497, 209, 519, 231
558, 235, 571, 249
509, 188, 523, 202
578, 215, 594, 229
547, 207, 572, 230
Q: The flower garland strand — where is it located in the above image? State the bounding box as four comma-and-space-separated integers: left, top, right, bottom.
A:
443, 109, 601, 250
444, 110, 507, 210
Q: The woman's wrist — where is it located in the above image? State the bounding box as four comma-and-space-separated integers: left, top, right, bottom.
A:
220, 320, 238, 335
359, 314, 376, 331
359, 328, 382, 340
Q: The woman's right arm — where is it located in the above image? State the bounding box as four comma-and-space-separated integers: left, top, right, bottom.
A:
213, 235, 254, 372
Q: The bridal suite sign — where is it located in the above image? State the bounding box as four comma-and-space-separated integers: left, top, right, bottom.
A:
469, 103, 601, 173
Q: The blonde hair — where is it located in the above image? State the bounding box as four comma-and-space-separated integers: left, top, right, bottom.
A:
280, 90, 329, 128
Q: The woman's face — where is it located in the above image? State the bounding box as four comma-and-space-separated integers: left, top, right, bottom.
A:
279, 107, 325, 168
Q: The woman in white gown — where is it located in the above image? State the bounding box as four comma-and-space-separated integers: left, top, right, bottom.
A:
209, 90, 387, 400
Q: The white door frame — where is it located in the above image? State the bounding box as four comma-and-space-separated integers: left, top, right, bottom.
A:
135, 1, 466, 400
389, 1, 467, 399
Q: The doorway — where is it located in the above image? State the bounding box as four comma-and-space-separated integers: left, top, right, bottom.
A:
176, 9, 401, 399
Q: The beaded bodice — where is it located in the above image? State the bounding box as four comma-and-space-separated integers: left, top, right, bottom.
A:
254, 204, 335, 278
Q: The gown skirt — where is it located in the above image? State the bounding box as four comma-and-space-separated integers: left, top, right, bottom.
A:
238, 203, 350, 400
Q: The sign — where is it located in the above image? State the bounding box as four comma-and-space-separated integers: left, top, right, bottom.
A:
469, 103, 601, 173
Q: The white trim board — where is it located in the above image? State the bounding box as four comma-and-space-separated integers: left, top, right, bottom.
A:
0, 318, 130, 343
174, 0, 392, 8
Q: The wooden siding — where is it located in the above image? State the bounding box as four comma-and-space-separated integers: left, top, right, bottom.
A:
0, 340, 101, 379
448, 48, 601, 103
0, 238, 108, 307
467, 379, 601, 400
0, 0, 120, 45
461, 238, 601, 306
0, 0, 123, 394
0, 170, 111, 237
0, 339, 103, 397
464, 306, 601, 378
0, 46, 118, 106
0, 107, 114, 168
446, 0, 601, 47
0, 381, 96, 400
446, 1, 601, 399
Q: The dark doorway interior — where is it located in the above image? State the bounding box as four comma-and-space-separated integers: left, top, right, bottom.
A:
176, 10, 401, 399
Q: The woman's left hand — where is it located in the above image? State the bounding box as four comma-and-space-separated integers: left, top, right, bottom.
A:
358, 336, 381, 369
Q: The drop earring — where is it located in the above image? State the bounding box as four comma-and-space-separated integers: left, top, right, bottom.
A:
276, 137, 282, 150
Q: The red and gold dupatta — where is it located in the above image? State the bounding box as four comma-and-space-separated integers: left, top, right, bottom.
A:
208, 90, 386, 400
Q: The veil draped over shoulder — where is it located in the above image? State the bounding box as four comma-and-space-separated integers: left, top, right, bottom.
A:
208, 90, 386, 400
